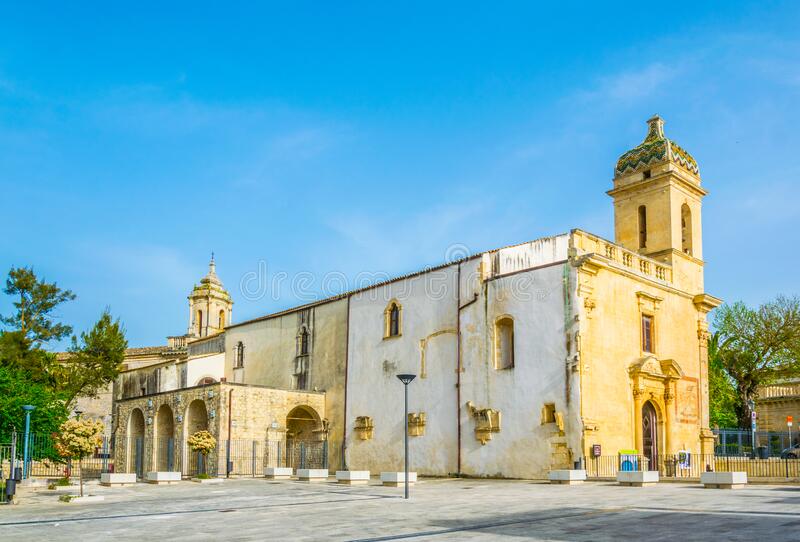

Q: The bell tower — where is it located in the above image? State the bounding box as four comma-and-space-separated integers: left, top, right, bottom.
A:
608, 115, 706, 291
188, 254, 233, 338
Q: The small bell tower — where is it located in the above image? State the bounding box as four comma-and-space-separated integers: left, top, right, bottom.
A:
188, 253, 233, 338
608, 115, 707, 291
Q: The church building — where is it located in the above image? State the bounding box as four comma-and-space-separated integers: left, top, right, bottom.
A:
111, 116, 721, 479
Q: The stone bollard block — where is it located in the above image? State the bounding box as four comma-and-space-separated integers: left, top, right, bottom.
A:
335, 471, 370, 485
617, 470, 659, 487
380, 472, 417, 487
700, 471, 747, 489
548, 470, 587, 485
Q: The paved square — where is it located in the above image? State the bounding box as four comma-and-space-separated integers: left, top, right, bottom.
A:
2, 478, 800, 541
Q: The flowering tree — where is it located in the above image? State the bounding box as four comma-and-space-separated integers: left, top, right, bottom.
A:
187, 430, 216, 476
53, 418, 104, 496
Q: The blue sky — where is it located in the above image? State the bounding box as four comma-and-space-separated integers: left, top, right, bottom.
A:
1, 2, 799, 348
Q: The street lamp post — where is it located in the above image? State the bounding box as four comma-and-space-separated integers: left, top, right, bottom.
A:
396, 374, 416, 500
21, 405, 36, 480
748, 399, 756, 458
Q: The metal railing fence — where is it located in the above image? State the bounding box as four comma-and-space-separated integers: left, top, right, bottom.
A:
587, 453, 800, 479
713, 428, 797, 457
0, 433, 115, 480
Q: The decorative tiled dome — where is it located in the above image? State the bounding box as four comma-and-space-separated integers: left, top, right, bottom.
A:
615, 115, 698, 176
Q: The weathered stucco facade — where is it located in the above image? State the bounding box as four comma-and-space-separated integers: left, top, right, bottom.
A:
110, 115, 720, 479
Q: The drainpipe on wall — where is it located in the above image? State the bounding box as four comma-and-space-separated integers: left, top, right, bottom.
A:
227, 388, 233, 478
456, 263, 462, 476
456, 262, 480, 476
341, 296, 351, 471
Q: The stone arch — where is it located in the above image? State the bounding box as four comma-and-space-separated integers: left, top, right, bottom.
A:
126, 408, 145, 476
641, 400, 660, 469
285, 405, 323, 469
286, 405, 321, 442
196, 376, 217, 386
154, 403, 175, 471
184, 400, 209, 476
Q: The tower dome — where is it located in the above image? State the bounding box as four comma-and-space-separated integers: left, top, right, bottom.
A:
187, 254, 233, 338
615, 115, 699, 177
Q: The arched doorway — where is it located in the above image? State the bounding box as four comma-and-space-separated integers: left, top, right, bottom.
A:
154, 404, 175, 471
286, 406, 322, 469
127, 409, 145, 477
184, 400, 209, 476
642, 401, 659, 469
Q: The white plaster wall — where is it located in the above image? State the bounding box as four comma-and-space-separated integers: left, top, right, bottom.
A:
345, 264, 460, 475
187, 353, 225, 386
158, 364, 180, 393
460, 261, 574, 479
492, 234, 570, 276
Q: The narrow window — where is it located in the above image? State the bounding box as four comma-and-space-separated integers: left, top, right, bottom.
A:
219, 309, 225, 329
384, 301, 402, 338
638, 205, 647, 249
390, 304, 400, 336
300, 329, 309, 355
234, 341, 245, 369
495, 316, 515, 370
197, 310, 203, 335
642, 314, 654, 353
681, 204, 693, 255
643, 169, 651, 180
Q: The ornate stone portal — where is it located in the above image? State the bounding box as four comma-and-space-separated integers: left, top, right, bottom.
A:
629, 356, 683, 458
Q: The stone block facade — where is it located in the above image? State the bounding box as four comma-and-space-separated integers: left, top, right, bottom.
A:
114, 382, 327, 477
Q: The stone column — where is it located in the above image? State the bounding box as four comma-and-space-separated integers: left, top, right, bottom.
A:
663, 384, 674, 455
633, 386, 644, 453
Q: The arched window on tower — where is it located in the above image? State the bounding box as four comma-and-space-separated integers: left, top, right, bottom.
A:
197, 310, 203, 335
219, 309, 226, 330
638, 205, 647, 249
681, 204, 693, 256
494, 316, 515, 370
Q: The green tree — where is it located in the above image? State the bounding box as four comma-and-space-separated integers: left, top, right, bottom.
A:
57, 310, 127, 404
713, 296, 800, 429
1, 266, 75, 347
0, 366, 69, 439
707, 332, 738, 428
0, 267, 127, 411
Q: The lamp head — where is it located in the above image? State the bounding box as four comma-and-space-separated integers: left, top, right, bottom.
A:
397, 374, 416, 385
22, 405, 36, 412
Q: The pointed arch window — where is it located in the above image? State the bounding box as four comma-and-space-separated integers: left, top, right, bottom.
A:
384, 300, 402, 338
234, 341, 245, 369
299, 328, 310, 355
